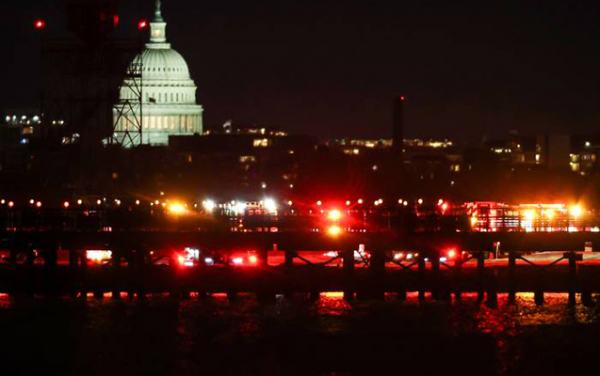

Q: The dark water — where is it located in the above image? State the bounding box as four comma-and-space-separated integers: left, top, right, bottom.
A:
0, 292, 599, 375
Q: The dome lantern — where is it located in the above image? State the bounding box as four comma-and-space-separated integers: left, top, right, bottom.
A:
149, 0, 167, 45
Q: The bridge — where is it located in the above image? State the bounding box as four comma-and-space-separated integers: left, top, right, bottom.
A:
1, 228, 600, 307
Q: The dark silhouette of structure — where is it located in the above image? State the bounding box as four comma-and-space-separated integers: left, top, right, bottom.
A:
392, 96, 405, 155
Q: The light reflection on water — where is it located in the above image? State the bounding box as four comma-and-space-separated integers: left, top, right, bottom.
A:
0, 291, 599, 375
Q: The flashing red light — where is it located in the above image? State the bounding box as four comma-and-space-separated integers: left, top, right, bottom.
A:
400, 96, 405, 101
113, 15, 120, 27
34, 19, 46, 30
327, 209, 343, 222
447, 249, 457, 259
137, 18, 149, 30
327, 225, 343, 238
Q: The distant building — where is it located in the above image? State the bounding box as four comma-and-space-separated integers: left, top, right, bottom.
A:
539, 134, 570, 171
113, 0, 203, 147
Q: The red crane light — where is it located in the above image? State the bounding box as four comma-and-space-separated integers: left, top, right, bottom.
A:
137, 18, 149, 31
33, 18, 46, 30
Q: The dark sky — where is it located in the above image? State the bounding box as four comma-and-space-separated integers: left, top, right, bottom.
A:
2, 0, 600, 142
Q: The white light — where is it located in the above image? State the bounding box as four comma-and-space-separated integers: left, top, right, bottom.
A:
232, 201, 246, 215
263, 197, 277, 214
232, 257, 244, 265
204, 257, 215, 266
202, 199, 216, 213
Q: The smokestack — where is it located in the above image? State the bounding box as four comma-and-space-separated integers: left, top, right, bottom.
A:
392, 96, 405, 154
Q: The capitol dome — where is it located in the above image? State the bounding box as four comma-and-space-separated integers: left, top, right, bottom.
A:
113, 0, 203, 147
134, 48, 191, 80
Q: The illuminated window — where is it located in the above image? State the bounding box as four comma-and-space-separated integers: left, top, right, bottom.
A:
253, 138, 271, 148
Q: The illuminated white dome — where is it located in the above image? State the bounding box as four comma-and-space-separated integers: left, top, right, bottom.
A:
133, 48, 191, 81
113, 0, 203, 147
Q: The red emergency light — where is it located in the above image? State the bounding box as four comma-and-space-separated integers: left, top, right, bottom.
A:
34, 18, 46, 30
137, 18, 149, 31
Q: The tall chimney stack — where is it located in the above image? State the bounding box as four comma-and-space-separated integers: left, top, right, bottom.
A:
392, 96, 405, 154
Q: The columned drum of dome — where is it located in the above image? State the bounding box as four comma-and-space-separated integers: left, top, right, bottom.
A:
112, 0, 203, 147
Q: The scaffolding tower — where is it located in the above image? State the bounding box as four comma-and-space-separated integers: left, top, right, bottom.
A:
112, 58, 143, 147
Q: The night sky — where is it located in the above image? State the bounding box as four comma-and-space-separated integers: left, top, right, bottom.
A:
2, 0, 600, 142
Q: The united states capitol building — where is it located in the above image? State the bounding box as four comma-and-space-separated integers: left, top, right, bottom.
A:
113, 0, 203, 146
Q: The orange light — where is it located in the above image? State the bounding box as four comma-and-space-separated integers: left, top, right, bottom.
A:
86, 250, 112, 264
544, 209, 555, 220
36, 201, 42, 208
248, 255, 258, 264
167, 202, 187, 216
569, 205, 583, 218
470, 215, 478, 227
522, 209, 535, 221
327, 225, 343, 237
441, 202, 449, 212
8, 201, 14, 208
63, 201, 70, 208
327, 209, 342, 222
177, 255, 185, 266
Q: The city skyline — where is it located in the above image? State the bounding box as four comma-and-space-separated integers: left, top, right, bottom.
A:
2, 0, 600, 142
